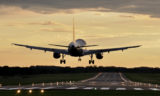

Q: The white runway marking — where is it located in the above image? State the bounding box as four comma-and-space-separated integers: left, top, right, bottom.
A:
100, 87, 110, 90
116, 88, 126, 90
0, 88, 7, 90
134, 88, 144, 90
25, 87, 39, 89
9, 87, 22, 90
111, 83, 118, 85
66, 87, 78, 89
42, 87, 55, 89
83, 87, 94, 90
81, 73, 102, 82
149, 88, 160, 91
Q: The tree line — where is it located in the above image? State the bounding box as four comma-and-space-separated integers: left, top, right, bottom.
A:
0, 66, 160, 76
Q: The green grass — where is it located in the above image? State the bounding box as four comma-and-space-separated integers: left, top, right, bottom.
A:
0, 90, 160, 96
124, 73, 160, 84
0, 73, 97, 86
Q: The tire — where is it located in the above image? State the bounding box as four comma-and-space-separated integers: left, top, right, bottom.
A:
64, 60, 66, 64
60, 60, 62, 64
92, 60, 95, 64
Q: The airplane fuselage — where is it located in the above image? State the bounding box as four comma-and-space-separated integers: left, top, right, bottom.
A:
68, 42, 84, 56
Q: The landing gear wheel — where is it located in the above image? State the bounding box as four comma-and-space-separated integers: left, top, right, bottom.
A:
92, 60, 94, 64
89, 54, 95, 64
60, 60, 66, 64
60, 60, 63, 64
60, 54, 66, 64
63, 60, 66, 64
89, 60, 94, 64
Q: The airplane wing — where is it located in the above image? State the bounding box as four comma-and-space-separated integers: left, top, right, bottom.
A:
48, 44, 69, 47
83, 45, 141, 55
12, 43, 69, 55
48, 44, 98, 48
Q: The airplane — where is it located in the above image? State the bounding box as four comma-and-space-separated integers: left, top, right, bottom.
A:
12, 18, 141, 64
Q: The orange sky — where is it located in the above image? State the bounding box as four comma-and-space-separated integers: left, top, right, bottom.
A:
0, 2, 160, 68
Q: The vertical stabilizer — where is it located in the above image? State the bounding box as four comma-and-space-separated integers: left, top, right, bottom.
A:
73, 17, 75, 42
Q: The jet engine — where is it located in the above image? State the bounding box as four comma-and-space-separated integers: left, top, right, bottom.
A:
96, 53, 103, 59
53, 53, 61, 59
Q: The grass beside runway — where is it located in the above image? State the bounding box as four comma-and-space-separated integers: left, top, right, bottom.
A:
124, 73, 160, 84
0, 90, 160, 96
0, 73, 97, 86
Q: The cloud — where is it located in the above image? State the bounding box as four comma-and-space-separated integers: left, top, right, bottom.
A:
28, 21, 61, 26
41, 28, 70, 32
0, 5, 37, 15
86, 33, 160, 49
4, 21, 63, 27
0, 0, 160, 17
119, 15, 135, 18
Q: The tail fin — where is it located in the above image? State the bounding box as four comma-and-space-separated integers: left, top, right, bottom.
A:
73, 17, 75, 42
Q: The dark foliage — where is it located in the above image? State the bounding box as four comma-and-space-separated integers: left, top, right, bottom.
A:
0, 66, 160, 76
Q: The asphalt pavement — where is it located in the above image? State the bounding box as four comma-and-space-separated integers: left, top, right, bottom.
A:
0, 72, 160, 91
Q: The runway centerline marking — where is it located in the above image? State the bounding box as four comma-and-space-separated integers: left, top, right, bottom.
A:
25, 87, 40, 90
0, 88, 7, 90
149, 88, 160, 91
134, 88, 144, 90
9, 87, 23, 90
66, 87, 78, 89
83, 87, 94, 90
100, 87, 110, 90
116, 88, 126, 90
42, 87, 55, 89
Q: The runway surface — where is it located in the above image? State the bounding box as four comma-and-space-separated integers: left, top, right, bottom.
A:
0, 72, 160, 91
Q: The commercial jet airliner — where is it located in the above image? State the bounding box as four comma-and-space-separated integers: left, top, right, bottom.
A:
12, 18, 141, 64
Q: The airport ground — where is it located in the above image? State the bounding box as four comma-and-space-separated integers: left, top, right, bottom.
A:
0, 90, 160, 96
0, 72, 160, 96
0, 72, 160, 86
0, 73, 96, 85
124, 73, 160, 84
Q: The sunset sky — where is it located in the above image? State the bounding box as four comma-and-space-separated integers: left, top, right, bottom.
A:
0, 0, 160, 67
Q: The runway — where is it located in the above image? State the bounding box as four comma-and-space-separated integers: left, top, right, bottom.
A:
0, 72, 160, 91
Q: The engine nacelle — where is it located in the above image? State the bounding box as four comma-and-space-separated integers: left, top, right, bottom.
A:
53, 53, 61, 59
96, 53, 103, 59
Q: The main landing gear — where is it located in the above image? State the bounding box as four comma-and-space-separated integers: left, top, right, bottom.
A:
89, 54, 94, 64
60, 54, 66, 64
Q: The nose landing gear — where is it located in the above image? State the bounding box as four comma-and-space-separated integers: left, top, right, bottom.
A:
89, 54, 94, 64
78, 57, 82, 61
60, 54, 66, 64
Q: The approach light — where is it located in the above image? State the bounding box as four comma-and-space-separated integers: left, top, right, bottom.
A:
29, 90, 32, 93
17, 89, 21, 94
41, 89, 44, 93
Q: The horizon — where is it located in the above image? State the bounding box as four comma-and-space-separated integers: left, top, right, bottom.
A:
0, 65, 160, 69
